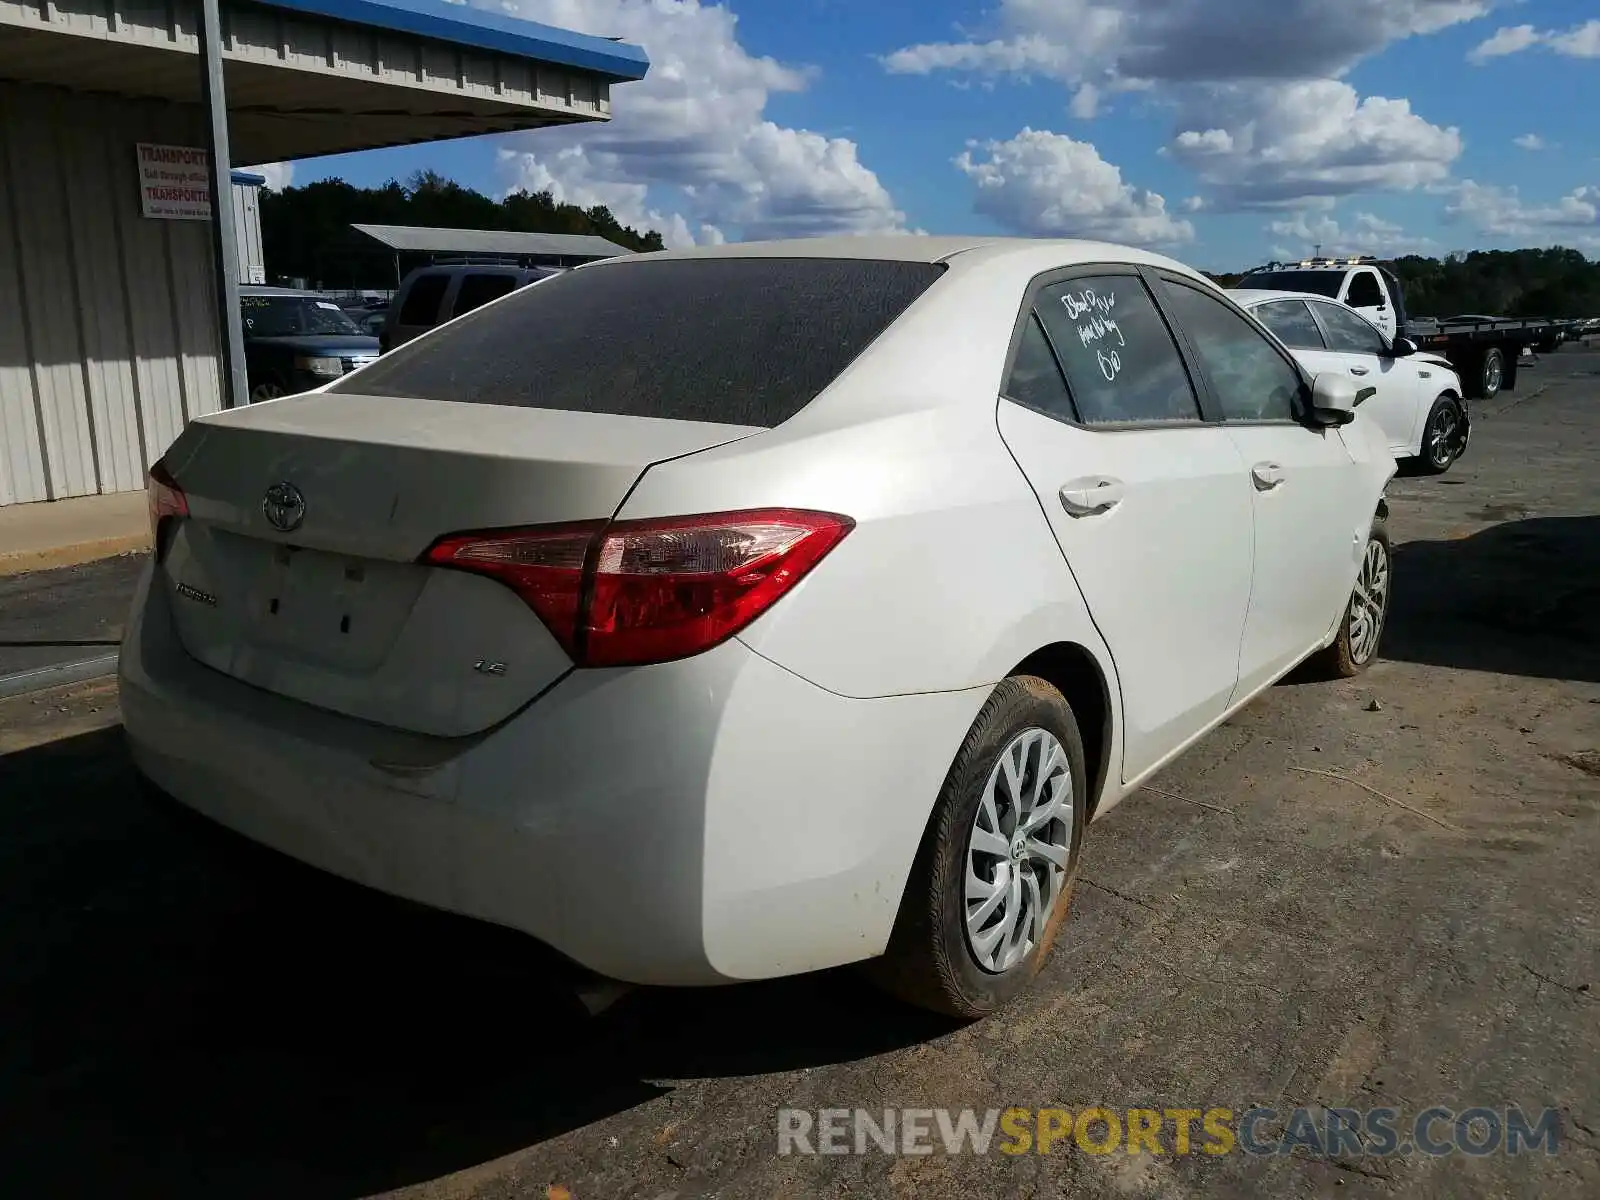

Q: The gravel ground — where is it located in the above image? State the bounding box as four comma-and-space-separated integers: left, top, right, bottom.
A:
1, 350, 1596, 1200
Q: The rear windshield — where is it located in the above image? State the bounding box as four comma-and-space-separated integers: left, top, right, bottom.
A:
1243, 271, 1345, 299
332, 257, 946, 427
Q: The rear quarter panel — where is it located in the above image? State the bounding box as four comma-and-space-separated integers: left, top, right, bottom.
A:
611, 255, 1123, 706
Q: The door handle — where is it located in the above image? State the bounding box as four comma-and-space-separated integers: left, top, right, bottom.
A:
1251, 462, 1285, 491
1059, 476, 1124, 517
1349, 365, 1370, 376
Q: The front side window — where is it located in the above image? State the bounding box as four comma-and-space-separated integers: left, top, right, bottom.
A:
1345, 270, 1383, 308
1158, 280, 1304, 422
1315, 302, 1387, 355
1034, 275, 1201, 424
1254, 299, 1326, 350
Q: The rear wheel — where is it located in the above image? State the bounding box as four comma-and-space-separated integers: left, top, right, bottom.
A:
249, 379, 286, 404
1304, 519, 1392, 679
1473, 348, 1504, 400
1413, 395, 1468, 475
863, 675, 1086, 1020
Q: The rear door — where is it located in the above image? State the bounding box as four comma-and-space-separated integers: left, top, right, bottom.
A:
1309, 299, 1421, 454
1154, 276, 1367, 697
995, 267, 1255, 783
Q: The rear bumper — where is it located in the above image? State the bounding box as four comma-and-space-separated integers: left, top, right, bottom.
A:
120, 562, 986, 986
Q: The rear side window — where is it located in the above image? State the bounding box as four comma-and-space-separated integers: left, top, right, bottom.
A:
1003, 314, 1076, 421
1243, 270, 1343, 299
398, 273, 449, 327
452, 273, 518, 318
334, 258, 946, 428
1255, 299, 1326, 350
1035, 275, 1201, 424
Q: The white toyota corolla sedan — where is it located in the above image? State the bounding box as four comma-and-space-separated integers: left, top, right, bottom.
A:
123, 237, 1396, 1019
1232, 288, 1470, 474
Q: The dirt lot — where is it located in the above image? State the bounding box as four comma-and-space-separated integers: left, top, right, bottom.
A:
1, 351, 1596, 1200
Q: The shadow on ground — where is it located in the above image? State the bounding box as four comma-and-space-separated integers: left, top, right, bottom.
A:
1383, 515, 1600, 684
0, 727, 954, 1200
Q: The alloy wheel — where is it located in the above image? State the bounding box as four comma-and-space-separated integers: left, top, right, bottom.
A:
1348, 535, 1391, 667
1429, 403, 1461, 468
964, 728, 1074, 973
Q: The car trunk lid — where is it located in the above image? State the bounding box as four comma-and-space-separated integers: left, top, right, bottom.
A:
156, 393, 761, 737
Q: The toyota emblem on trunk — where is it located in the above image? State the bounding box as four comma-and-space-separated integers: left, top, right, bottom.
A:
263, 481, 306, 532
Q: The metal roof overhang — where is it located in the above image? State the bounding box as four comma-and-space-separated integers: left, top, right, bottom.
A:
0, 0, 650, 163
352, 222, 632, 258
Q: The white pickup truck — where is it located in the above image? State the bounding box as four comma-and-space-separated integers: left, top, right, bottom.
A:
1237, 257, 1568, 400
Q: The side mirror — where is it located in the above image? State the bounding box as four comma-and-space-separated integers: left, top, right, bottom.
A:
1388, 336, 1418, 358
1310, 372, 1359, 426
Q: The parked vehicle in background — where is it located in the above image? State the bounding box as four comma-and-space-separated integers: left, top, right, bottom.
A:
238, 286, 381, 403
129, 237, 1394, 1021
352, 309, 388, 337
1238, 257, 1569, 401
1235, 288, 1470, 474
381, 262, 563, 352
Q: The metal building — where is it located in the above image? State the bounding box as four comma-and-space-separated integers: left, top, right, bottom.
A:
0, 0, 649, 509
232, 170, 268, 286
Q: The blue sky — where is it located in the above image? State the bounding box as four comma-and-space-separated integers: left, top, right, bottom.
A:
268, 0, 1599, 272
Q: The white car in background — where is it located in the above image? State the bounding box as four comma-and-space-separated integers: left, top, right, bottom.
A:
124, 238, 1395, 1021
1234, 288, 1470, 474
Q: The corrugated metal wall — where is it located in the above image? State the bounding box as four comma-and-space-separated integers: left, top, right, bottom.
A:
0, 80, 223, 508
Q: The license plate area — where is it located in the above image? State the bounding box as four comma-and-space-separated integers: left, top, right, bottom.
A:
246, 541, 422, 671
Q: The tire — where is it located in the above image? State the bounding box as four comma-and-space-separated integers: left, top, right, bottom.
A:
1304, 519, 1392, 679
1412, 394, 1468, 475
249, 379, 286, 404
862, 675, 1087, 1020
1473, 348, 1504, 400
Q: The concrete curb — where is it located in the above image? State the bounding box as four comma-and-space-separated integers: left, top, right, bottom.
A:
0, 653, 120, 700
0, 535, 151, 579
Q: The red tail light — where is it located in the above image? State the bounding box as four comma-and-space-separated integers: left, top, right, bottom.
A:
424, 508, 854, 667
146, 461, 189, 552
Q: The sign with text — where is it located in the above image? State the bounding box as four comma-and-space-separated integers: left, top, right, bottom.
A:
136, 143, 213, 220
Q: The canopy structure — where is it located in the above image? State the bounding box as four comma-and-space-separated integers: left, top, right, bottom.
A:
353, 223, 634, 263
0, 0, 649, 162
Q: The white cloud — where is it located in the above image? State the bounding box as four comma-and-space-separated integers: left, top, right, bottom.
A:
1512, 133, 1547, 151
1165, 81, 1461, 209
1443, 181, 1600, 239
487, 0, 908, 245
883, 1, 1469, 213
884, 0, 1495, 91
955, 128, 1194, 246
1469, 19, 1600, 62
1266, 210, 1436, 256
249, 162, 294, 190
